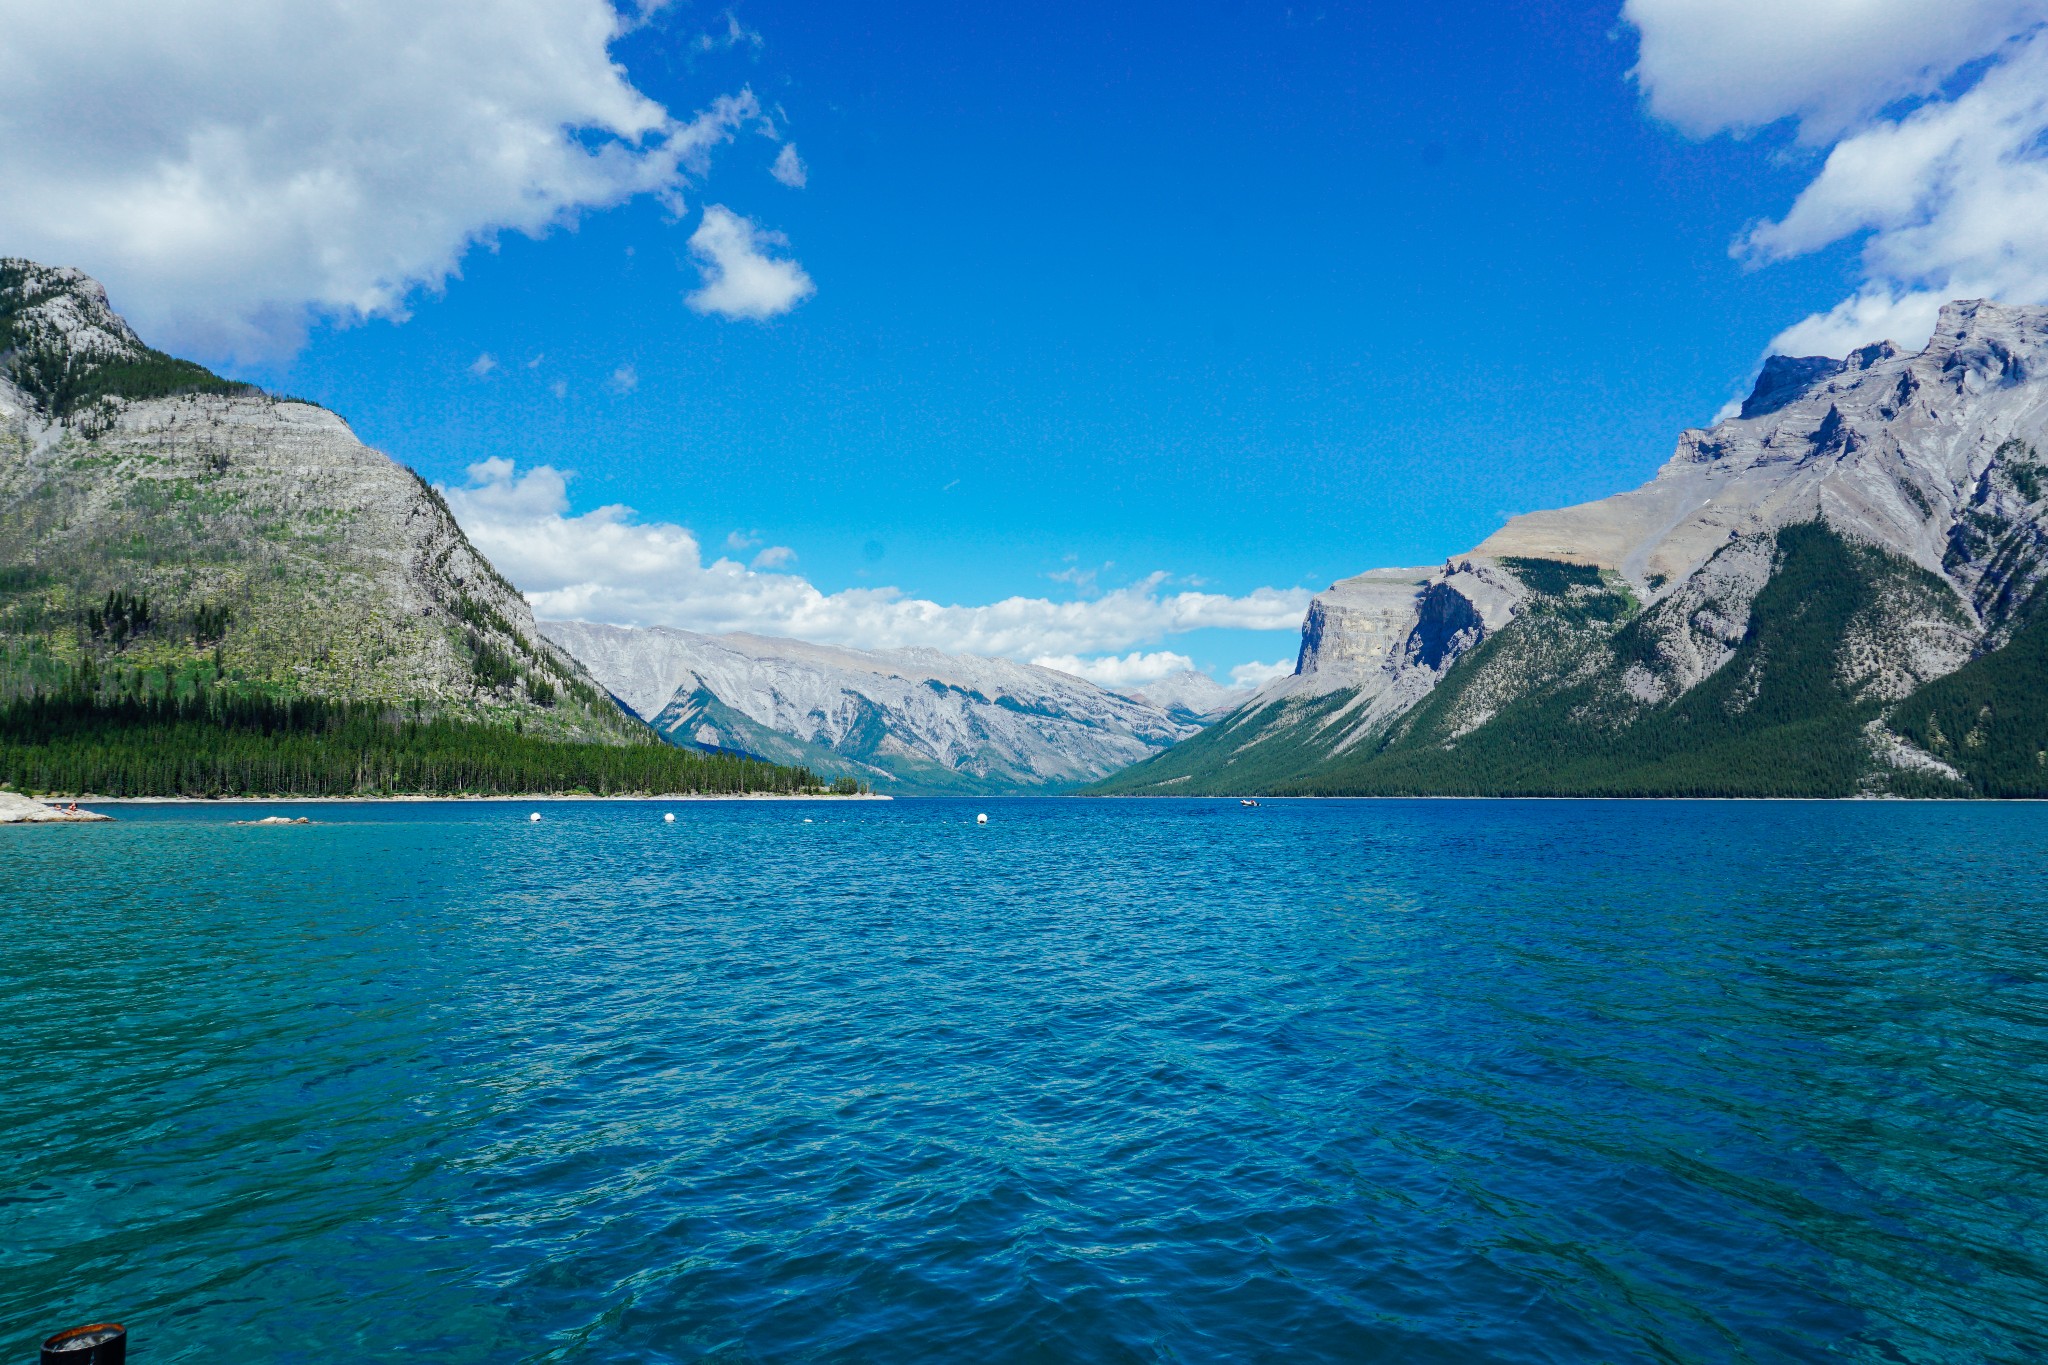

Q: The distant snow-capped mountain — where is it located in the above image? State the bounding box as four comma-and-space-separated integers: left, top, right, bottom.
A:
540, 621, 1229, 793
1127, 669, 1241, 722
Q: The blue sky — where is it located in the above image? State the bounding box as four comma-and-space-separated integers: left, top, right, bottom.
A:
7, 0, 2045, 689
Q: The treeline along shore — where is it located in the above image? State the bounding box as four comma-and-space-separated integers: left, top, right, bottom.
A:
1, 679, 843, 799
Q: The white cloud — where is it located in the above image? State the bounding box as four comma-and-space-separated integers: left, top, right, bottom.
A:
750, 545, 797, 569
686, 205, 815, 320
441, 460, 1311, 659
1032, 650, 1199, 690
608, 363, 640, 394
468, 353, 498, 378
1627, 1, 2048, 357
1764, 288, 1952, 362
697, 12, 764, 52
1035, 651, 1296, 698
1047, 560, 1113, 596
1230, 658, 1295, 689
0, 0, 779, 359
1626, 0, 2048, 139
771, 143, 808, 188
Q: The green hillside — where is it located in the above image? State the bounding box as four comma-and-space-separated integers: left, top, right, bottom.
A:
1889, 605, 2048, 797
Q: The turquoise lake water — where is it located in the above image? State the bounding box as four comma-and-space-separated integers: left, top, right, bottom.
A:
3, 798, 2046, 1362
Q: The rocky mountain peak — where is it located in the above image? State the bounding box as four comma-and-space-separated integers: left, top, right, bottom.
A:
0, 259, 145, 363
1128, 669, 1240, 721
1460, 297, 2048, 599
0, 257, 256, 420
1, 256, 634, 742
1741, 354, 1845, 419
1740, 341, 1914, 421
1928, 297, 2039, 350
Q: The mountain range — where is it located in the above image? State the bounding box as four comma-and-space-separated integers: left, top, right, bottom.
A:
540, 620, 1239, 794
1097, 300, 2048, 798
10, 252, 2048, 800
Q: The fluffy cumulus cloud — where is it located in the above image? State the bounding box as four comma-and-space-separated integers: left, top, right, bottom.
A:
1229, 658, 1295, 689
1032, 651, 1298, 698
442, 460, 1310, 659
1031, 651, 1200, 691
1626, 0, 2048, 356
686, 205, 815, 320
0, 0, 795, 358
1626, 0, 2048, 139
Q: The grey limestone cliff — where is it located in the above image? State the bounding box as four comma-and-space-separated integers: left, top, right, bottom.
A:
1099, 299, 2048, 796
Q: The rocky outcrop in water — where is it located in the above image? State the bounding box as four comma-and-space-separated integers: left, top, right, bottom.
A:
0, 791, 109, 822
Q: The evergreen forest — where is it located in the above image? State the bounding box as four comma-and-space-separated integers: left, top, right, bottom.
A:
1, 677, 829, 798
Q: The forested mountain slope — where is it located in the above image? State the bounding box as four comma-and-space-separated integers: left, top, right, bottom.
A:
0, 259, 812, 796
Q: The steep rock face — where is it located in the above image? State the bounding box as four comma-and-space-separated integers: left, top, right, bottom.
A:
1187, 561, 1525, 778
1740, 354, 1849, 419
1473, 301, 2048, 591
1616, 535, 1776, 705
1098, 299, 2048, 796
0, 260, 633, 742
541, 621, 1205, 793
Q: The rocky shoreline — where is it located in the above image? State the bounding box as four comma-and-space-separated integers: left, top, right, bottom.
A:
0, 791, 113, 823
39, 792, 892, 804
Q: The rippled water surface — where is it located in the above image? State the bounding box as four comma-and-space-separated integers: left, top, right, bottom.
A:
4, 798, 2048, 1362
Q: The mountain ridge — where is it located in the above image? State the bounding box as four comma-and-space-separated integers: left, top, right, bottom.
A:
0, 256, 625, 735
1095, 299, 2048, 798
0, 258, 822, 796
540, 619, 1227, 794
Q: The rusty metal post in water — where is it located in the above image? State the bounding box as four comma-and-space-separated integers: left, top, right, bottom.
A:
40, 1323, 126, 1364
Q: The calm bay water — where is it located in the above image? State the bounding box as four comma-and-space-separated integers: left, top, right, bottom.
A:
3, 798, 2046, 1363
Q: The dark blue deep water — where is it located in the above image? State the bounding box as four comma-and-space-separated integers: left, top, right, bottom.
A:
4, 798, 2047, 1363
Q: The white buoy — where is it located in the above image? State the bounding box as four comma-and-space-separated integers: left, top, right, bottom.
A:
976, 812, 988, 825
528, 812, 542, 822
803, 817, 814, 824
663, 812, 676, 823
